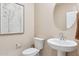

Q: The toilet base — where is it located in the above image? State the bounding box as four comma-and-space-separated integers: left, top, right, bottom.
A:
23, 53, 39, 56
35, 53, 39, 56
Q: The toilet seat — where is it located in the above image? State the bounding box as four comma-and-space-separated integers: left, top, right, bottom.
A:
22, 48, 40, 56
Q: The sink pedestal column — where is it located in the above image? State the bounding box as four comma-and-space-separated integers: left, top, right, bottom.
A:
57, 50, 66, 56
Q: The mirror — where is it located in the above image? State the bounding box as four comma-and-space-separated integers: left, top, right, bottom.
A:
0, 3, 24, 34
54, 3, 78, 30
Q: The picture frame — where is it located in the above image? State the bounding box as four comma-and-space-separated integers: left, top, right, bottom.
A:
0, 3, 24, 34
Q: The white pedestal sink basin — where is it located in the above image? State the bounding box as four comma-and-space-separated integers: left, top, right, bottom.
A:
47, 38, 78, 56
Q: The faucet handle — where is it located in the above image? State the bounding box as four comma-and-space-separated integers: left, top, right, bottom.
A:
59, 32, 64, 40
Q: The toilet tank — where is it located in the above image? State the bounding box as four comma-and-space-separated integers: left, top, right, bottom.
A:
34, 37, 45, 50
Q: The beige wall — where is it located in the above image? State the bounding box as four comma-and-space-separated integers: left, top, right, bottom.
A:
0, 3, 34, 56
35, 3, 79, 56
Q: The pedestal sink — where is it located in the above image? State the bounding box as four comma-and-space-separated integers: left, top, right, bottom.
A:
47, 38, 78, 56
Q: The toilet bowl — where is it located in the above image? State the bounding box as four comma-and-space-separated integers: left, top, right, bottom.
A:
22, 48, 40, 56
22, 37, 45, 56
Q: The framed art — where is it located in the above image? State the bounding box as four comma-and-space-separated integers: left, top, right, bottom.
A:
0, 3, 24, 34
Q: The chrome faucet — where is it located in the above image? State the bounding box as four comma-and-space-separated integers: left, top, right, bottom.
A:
59, 33, 64, 40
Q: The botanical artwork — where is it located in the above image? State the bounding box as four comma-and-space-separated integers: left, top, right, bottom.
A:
0, 3, 24, 34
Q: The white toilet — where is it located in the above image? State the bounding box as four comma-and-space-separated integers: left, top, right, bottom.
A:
22, 37, 45, 56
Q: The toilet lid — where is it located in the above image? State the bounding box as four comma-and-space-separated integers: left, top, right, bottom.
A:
22, 48, 39, 56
